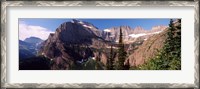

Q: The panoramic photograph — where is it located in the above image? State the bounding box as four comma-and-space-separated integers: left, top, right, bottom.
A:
19, 19, 181, 70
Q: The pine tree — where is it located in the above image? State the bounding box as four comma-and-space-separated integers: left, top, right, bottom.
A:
124, 59, 130, 70
95, 60, 100, 70
116, 28, 127, 70
107, 45, 114, 70
106, 53, 110, 70
119, 27, 123, 43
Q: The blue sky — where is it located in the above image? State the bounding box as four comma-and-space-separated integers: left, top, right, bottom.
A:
19, 18, 171, 31
19, 18, 172, 40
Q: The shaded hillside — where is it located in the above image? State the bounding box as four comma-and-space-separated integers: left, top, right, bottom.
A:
19, 56, 51, 70
19, 40, 36, 59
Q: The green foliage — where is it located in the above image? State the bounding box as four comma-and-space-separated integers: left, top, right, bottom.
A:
82, 58, 104, 70
136, 19, 181, 70
106, 45, 115, 70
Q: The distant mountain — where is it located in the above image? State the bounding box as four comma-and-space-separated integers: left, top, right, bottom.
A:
101, 26, 133, 43
19, 37, 44, 59
24, 37, 43, 44
19, 40, 35, 59
101, 25, 167, 44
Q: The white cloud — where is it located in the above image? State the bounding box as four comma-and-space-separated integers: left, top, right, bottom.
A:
19, 23, 54, 41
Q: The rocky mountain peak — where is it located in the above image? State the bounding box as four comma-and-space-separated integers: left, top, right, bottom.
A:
71, 19, 98, 30
133, 26, 146, 33
24, 36, 43, 44
53, 21, 99, 44
38, 20, 110, 69
120, 26, 132, 30
71, 19, 80, 23
151, 25, 168, 32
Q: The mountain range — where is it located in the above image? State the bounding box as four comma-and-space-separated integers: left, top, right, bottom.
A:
101, 25, 167, 43
19, 37, 43, 59
19, 19, 177, 70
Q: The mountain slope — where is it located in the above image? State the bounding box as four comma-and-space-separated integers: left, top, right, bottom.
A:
19, 40, 35, 59
39, 20, 110, 70
19, 37, 44, 59
135, 19, 181, 70
127, 28, 168, 67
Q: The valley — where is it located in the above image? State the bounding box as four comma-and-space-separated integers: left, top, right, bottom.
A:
19, 19, 181, 70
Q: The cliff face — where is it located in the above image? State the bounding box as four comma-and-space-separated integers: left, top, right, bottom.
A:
39, 20, 110, 69
126, 29, 168, 67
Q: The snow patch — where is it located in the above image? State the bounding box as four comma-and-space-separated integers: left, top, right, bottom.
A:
83, 25, 93, 29
104, 29, 111, 32
129, 33, 147, 38
77, 59, 84, 63
129, 30, 163, 38
152, 31, 162, 34
78, 21, 84, 24
109, 35, 114, 37
105, 46, 118, 49
71, 20, 74, 23
92, 57, 95, 60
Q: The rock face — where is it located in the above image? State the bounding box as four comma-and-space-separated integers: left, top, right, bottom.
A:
101, 26, 134, 43
39, 19, 110, 70
126, 28, 168, 67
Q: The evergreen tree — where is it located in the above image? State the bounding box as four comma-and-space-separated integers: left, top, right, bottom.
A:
116, 28, 127, 70
95, 60, 100, 70
106, 52, 110, 70
124, 59, 130, 70
107, 45, 114, 70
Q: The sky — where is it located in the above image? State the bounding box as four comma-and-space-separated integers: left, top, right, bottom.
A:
19, 18, 171, 40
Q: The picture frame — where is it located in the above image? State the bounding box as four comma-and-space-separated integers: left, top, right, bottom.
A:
1, 0, 199, 89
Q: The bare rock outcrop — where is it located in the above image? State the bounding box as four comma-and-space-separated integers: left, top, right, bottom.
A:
127, 28, 168, 67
